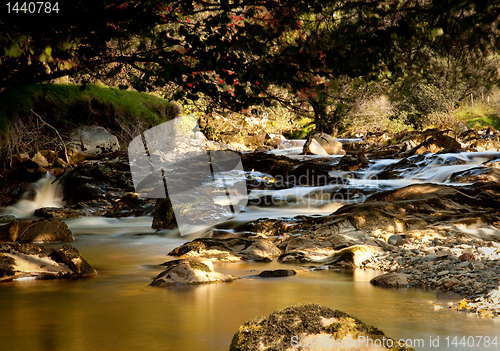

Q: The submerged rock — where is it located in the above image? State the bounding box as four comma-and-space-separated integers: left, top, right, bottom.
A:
151, 258, 235, 286
258, 269, 297, 278
228, 304, 413, 351
168, 237, 282, 262
0, 219, 74, 243
0, 243, 96, 281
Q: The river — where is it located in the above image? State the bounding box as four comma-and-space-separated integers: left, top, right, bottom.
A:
1, 145, 500, 351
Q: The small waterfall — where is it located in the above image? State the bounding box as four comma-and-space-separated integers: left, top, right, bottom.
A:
2, 173, 64, 218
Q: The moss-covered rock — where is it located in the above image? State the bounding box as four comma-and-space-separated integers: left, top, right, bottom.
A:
150, 258, 236, 286
0, 242, 97, 281
168, 237, 282, 262
229, 304, 413, 351
0, 219, 74, 243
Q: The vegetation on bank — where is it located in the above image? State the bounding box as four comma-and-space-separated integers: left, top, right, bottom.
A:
0, 83, 179, 166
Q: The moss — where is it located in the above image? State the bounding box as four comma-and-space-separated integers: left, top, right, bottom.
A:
229, 304, 413, 351
168, 239, 208, 256
187, 259, 212, 273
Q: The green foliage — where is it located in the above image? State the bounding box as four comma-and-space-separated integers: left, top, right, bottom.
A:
285, 118, 316, 139
0, 83, 175, 131
0, 83, 178, 162
396, 83, 454, 129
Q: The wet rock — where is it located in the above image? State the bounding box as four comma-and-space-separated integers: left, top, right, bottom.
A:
337, 154, 369, 172
303, 137, 328, 155
370, 273, 410, 288
313, 133, 343, 155
0, 242, 96, 281
152, 194, 234, 231
322, 245, 382, 267
240, 152, 300, 177
34, 206, 90, 219
67, 126, 120, 163
150, 258, 235, 286
258, 269, 296, 278
104, 193, 151, 218
288, 161, 339, 186
465, 135, 500, 152
62, 161, 134, 204
0, 219, 74, 243
278, 251, 310, 264
49, 245, 97, 276
0, 215, 16, 223
228, 304, 413, 351
448, 167, 500, 183
168, 237, 282, 262
303, 133, 344, 156
241, 218, 286, 237
409, 135, 461, 155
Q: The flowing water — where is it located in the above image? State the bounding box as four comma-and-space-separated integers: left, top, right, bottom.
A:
1, 148, 500, 351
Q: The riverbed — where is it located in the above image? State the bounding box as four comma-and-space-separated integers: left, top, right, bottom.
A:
1, 145, 500, 350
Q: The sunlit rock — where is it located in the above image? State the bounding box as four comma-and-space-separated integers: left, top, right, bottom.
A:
229, 304, 413, 351
168, 237, 282, 262
0, 219, 74, 243
0, 243, 96, 282
150, 258, 235, 286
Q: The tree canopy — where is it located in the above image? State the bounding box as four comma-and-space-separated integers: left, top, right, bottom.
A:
2, 0, 500, 130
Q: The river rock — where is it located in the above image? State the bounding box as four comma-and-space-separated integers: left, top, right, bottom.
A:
34, 206, 90, 219
240, 218, 286, 237
168, 237, 282, 262
151, 258, 235, 286
448, 167, 500, 183
288, 161, 339, 186
258, 269, 296, 278
61, 159, 134, 207
303, 137, 328, 155
314, 133, 342, 154
228, 304, 413, 351
409, 135, 461, 155
0, 215, 16, 223
240, 152, 300, 177
0, 242, 96, 281
67, 126, 120, 163
321, 245, 382, 267
0, 219, 74, 243
337, 154, 369, 172
370, 273, 410, 288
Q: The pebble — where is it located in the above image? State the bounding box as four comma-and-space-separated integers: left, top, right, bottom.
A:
362, 236, 500, 317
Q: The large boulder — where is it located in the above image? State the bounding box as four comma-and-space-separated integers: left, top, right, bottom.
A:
150, 258, 236, 286
303, 133, 344, 156
409, 135, 461, 155
67, 126, 120, 162
168, 237, 282, 262
0, 243, 96, 281
0, 219, 74, 243
229, 304, 413, 351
